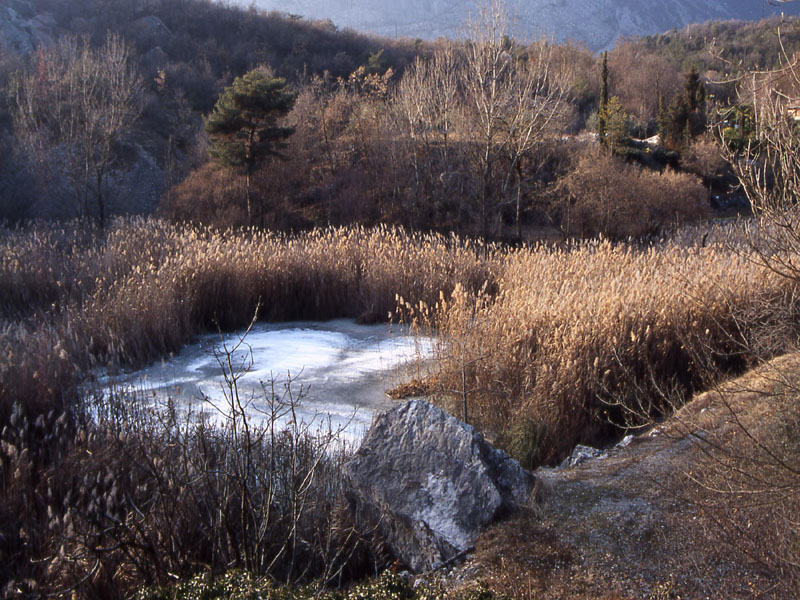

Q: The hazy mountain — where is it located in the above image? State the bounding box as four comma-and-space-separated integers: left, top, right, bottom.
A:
248, 0, 800, 50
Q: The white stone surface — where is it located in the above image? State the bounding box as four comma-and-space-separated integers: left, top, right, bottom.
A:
344, 400, 534, 572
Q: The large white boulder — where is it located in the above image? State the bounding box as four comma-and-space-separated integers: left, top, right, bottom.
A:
344, 400, 534, 572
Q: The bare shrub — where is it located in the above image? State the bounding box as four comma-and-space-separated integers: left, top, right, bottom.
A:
9, 34, 143, 226
642, 167, 711, 228
0, 218, 494, 596
608, 42, 682, 130
682, 29, 800, 594
646, 355, 800, 597
681, 134, 730, 189
159, 162, 248, 227
3, 322, 374, 598
557, 150, 709, 239
2, 216, 796, 594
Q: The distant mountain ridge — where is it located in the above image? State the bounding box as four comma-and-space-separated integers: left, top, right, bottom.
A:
249, 0, 800, 50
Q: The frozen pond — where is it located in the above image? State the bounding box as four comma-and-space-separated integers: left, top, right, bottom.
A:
95, 320, 431, 439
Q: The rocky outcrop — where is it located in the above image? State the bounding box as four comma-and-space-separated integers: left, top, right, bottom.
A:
250, 0, 799, 51
0, 0, 56, 55
344, 400, 534, 572
560, 444, 605, 468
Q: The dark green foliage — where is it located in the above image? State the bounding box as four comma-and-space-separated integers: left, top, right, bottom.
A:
598, 51, 608, 145
206, 70, 296, 169
684, 66, 705, 112
660, 67, 708, 149
657, 92, 670, 145
641, 16, 800, 73
600, 51, 609, 108
718, 103, 757, 152
205, 68, 296, 221
604, 96, 631, 152
365, 49, 386, 75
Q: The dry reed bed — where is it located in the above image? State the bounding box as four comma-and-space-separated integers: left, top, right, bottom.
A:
2, 219, 798, 596
1, 219, 794, 466
0, 219, 489, 412
1, 220, 494, 591
410, 237, 795, 465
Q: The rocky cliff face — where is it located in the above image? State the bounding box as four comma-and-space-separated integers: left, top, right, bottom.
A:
0, 0, 57, 55
249, 0, 800, 50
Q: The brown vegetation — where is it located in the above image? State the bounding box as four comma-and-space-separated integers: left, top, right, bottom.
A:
0, 219, 489, 401
665, 354, 800, 596
556, 150, 709, 239
2, 214, 799, 596
0, 219, 491, 597
445, 355, 800, 599
159, 36, 716, 241
1, 340, 373, 597
9, 33, 143, 225
3, 0, 751, 237
5, 3, 800, 598
399, 225, 796, 467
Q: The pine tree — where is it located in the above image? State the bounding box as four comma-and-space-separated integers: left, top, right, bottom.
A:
605, 96, 630, 152
682, 66, 707, 140
684, 66, 702, 111
667, 94, 690, 149
657, 91, 670, 147
660, 67, 708, 149
205, 67, 296, 222
598, 51, 609, 146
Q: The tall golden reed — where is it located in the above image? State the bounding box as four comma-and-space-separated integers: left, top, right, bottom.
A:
404, 232, 793, 465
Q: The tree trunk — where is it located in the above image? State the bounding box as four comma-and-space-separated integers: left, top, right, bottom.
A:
245, 166, 253, 223
481, 145, 492, 246
515, 160, 523, 242
96, 172, 105, 229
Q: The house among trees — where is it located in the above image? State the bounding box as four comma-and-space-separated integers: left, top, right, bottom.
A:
788, 101, 800, 120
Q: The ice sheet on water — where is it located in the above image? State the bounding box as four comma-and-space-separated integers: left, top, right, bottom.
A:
93, 319, 431, 441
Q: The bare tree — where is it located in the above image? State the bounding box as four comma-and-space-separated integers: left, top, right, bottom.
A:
690, 21, 800, 590
10, 33, 142, 226
503, 40, 572, 240
720, 34, 800, 280
608, 42, 682, 128
396, 42, 460, 221
459, 0, 516, 241
458, 0, 571, 241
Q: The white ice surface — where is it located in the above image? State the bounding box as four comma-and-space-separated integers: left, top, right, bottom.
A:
91, 320, 432, 440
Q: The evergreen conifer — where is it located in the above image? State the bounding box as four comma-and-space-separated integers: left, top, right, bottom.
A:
598, 51, 609, 145
205, 67, 296, 222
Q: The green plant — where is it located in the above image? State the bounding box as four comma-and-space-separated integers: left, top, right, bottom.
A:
205, 67, 296, 222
